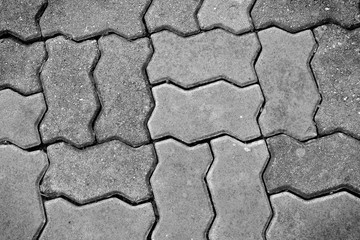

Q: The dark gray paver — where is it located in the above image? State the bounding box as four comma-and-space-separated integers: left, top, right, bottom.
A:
208, 136, 271, 240
0, 39, 45, 94
148, 81, 263, 143
251, 0, 360, 32
264, 133, 360, 197
147, 30, 260, 88
151, 139, 213, 239
41, 141, 155, 204
0, 0, 45, 41
197, 0, 254, 34
94, 35, 153, 146
312, 24, 360, 138
267, 192, 360, 240
0, 145, 47, 240
40, 0, 150, 41
40, 198, 155, 240
256, 27, 320, 141
0, 89, 46, 149
40, 36, 99, 148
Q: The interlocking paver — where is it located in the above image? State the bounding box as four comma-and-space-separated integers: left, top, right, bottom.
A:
0, 39, 45, 94
94, 35, 153, 146
0, 0, 45, 41
256, 27, 320, 141
208, 136, 271, 240
0, 89, 46, 149
151, 139, 213, 239
147, 30, 260, 88
197, 0, 254, 34
40, 36, 99, 147
312, 24, 360, 138
40, 0, 150, 41
40, 198, 155, 240
264, 133, 360, 197
267, 192, 360, 240
0, 145, 47, 240
148, 81, 263, 143
251, 0, 360, 32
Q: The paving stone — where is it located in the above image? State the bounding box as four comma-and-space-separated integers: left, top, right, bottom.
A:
94, 35, 153, 146
0, 0, 45, 41
147, 30, 260, 88
267, 192, 360, 240
197, 0, 254, 34
264, 133, 360, 197
40, 36, 99, 148
40, 198, 155, 240
151, 139, 213, 239
41, 141, 155, 204
148, 81, 263, 143
312, 24, 360, 138
251, 0, 360, 33
208, 136, 271, 240
0, 89, 46, 149
0, 39, 45, 94
40, 0, 150, 41
0, 145, 47, 240
256, 28, 320, 141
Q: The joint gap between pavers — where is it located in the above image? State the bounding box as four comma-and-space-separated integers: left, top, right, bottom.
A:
35, 0, 48, 38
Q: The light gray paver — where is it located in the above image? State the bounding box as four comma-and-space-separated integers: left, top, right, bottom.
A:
151, 139, 214, 239
0, 145, 47, 240
147, 30, 260, 88
267, 192, 360, 240
94, 35, 153, 146
40, 198, 155, 240
256, 27, 320, 141
40, 36, 99, 148
148, 81, 263, 143
208, 136, 271, 240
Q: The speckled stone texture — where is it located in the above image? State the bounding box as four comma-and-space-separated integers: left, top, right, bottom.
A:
251, 0, 360, 32
0, 0, 45, 40
257, 27, 320, 141
267, 192, 360, 240
312, 24, 360, 138
0, 89, 46, 149
94, 35, 153, 146
40, 198, 155, 240
40, 0, 150, 41
147, 30, 260, 88
0, 145, 47, 240
40, 36, 99, 147
0, 39, 45, 94
148, 81, 263, 143
151, 139, 214, 239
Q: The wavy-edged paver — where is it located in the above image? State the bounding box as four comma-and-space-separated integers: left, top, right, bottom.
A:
40, 198, 155, 240
208, 136, 271, 240
0, 39, 45, 94
264, 133, 360, 197
0, 0, 45, 41
251, 0, 360, 33
0, 89, 46, 149
94, 35, 153, 146
40, 0, 150, 41
256, 27, 320, 141
151, 139, 214, 239
267, 192, 360, 240
40, 36, 99, 148
147, 30, 260, 88
148, 81, 263, 143
197, 0, 254, 34
41, 141, 155, 204
0, 145, 47, 240
312, 24, 360, 138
